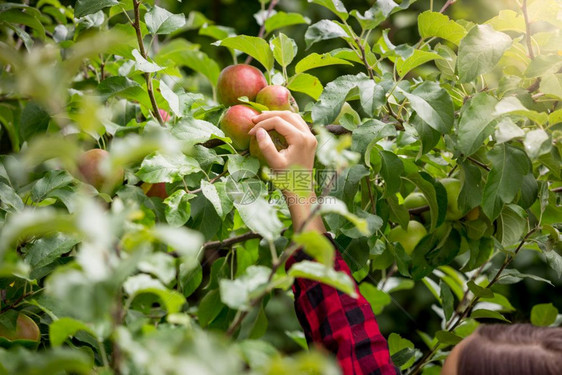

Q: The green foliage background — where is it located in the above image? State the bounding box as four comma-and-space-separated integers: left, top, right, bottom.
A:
0, 0, 561, 374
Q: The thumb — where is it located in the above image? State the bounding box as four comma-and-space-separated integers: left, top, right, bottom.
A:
256, 128, 283, 168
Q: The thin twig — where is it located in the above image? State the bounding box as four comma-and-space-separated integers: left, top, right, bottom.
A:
467, 156, 490, 172
439, 0, 456, 13
187, 170, 228, 194
521, 0, 535, 59
132, 0, 164, 126
245, 0, 279, 64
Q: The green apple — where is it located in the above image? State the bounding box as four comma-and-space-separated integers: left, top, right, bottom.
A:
388, 220, 427, 255
440, 178, 464, 221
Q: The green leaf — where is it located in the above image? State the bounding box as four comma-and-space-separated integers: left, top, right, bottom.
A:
0, 182, 23, 213
123, 274, 186, 314
388, 333, 417, 370
75, 0, 118, 18
293, 231, 335, 266
308, 0, 348, 21
357, 80, 386, 117
264, 11, 310, 34
471, 309, 510, 322
404, 172, 447, 232
486, 10, 526, 33
440, 281, 454, 321
145, 5, 186, 35
214, 35, 274, 71
235, 197, 283, 242
493, 96, 549, 125
50, 317, 96, 347
482, 144, 530, 220
156, 41, 220, 86
24, 234, 80, 269
137, 152, 201, 183
201, 181, 233, 220
171, 117, 225, 145
219, 266, 271, 311
288, 261, 357, 297
396, 50, 444, 77
540, 73, 562, 99
163, 190, 194, 227
494, 118, 524, 144
97, 76, 141, 101
531, 303, 559, 326
132, 49, 164, 73
270, 33, 297, 69
317, 198, 369, 235
525, 55, 562, 77
311, 74, 368, 125
359, 283, 391, 315
20, 102, 50, 142
287, 73, 323, 100
379, 150, 404, 197
304, 20, 348, 49
457, 25, 512, 82
496, 205, 527, 247
435, 330, 463, 346
456, 93, 499, 156
467, 280, 494, 298
399, 81, 454, 134
295, 53, 352, 74
418, 11, 467, 45
159, 81, 180, 117
152, 225, 204, 257
179, 263, 202, 298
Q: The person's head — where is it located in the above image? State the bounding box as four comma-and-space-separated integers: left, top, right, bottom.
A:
442, 323, 562, 375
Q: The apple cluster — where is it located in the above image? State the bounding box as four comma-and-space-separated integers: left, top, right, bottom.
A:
217, 64, 298, 164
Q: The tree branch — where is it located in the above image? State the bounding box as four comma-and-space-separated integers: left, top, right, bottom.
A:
132, 0, 164, 126
203, 231, 263, 251
467, 156, 490, 172
521, 0, 535, 59
244, 0, 279, 64
439, 0, 456, 13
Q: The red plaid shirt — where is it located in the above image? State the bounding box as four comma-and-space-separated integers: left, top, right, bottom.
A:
287, 234, 399, 375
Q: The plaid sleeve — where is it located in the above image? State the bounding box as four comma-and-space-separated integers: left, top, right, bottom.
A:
286, 233, 399, 375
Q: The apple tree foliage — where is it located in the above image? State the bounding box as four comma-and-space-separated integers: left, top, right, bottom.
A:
0, 0, 561, 373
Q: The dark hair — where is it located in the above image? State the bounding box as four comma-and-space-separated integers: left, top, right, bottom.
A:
457, 324, 562, 375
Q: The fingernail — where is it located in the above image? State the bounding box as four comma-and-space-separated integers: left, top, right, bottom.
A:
256, 128, 266, 141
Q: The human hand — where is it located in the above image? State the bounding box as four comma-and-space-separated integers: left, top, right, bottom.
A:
249, 111, 317, 171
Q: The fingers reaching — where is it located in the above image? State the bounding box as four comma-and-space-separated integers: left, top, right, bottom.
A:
255, 128, 285, 169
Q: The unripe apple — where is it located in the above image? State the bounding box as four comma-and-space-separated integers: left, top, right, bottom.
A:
145, 182, 168, 199
78, 149, 124, 191
219, 105, 260, 150
403, 192, 428, 209
249, 130, 288, 165
255, 85, 299, 112
388, 220, 427, 255
464, 206, 480, 221
440, 178, 464, 220
158, 109, 170, 122
216, 64, 267, 106
0, 313, 40, 342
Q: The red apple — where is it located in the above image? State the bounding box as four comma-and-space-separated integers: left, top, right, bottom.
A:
0, 313, 40, 342
219, 105, 260, 150
146, 182, 168, 199
255, 85, 299, 112
249, 130, 288, 166
159, 109, 170, 122
216, 64, 267, 106
78, 149, 124, 191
